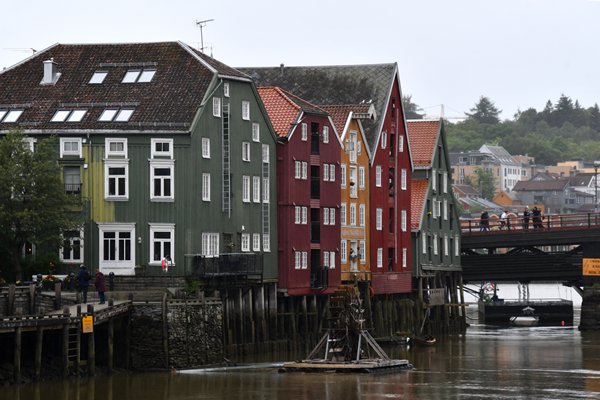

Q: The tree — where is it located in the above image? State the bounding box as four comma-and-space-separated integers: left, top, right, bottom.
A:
0, 130, 82, 281
465, 96, 501, 124
402, 94, 424, 119
465, 167, 496, 200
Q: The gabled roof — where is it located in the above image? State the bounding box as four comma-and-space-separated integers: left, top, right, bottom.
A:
0, 41, 242, 133
453, 184, 480, 197
410, 179, 429, 231
479, 144, 519, 165
513, 179, 569, 191
406, 119, 440, 168
319, 104, 374, 137
238, 63, 398, 153
568, 173, 594, 187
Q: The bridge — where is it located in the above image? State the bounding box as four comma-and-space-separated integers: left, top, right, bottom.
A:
460, 212, 600, 285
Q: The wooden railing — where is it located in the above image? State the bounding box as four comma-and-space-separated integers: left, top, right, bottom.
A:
461, 212, 600, 234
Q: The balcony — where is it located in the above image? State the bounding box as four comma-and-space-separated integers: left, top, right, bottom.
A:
65, 183, 81, 195
187, 253, 263, 281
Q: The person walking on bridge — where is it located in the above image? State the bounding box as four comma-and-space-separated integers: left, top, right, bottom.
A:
95, 270, 106, 304
532, 207, 542, 229
77, 264, 91, 303
480, 211, 490, 231
500, 210, 509, 230
523, 207, 530, 230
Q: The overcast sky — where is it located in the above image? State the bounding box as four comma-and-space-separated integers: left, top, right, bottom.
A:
2, 0, 600, 120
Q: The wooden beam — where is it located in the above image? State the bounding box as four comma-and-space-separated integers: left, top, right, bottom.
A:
35, 326, 43, 380
108, 318, 114, 373
14, 326, 21, 384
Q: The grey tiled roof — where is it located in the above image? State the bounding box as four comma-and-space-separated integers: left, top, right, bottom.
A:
0, 42, 220, 133
239, 63, 397, 151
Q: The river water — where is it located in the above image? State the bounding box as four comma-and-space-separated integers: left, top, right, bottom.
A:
3, 284, 600, 400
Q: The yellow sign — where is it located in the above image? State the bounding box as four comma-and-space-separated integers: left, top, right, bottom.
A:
82, 315, 94, 333
583, 258, 600, 276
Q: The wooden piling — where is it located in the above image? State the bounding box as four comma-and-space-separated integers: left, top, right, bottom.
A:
87, 304, 95, 376
29, 284, 36, 314
62, 319, 69, 377
108, 318, 114, 372
14, 326, 21, 384
162, 293, 169, 368
8, 284, 15, 315
267, 283, 277, 340
35, 326, 43, 380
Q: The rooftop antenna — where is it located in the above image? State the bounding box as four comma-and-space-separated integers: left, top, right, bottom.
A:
196, 19, 214, 54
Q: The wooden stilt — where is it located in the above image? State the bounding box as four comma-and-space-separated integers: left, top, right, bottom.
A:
87, 304, 95, 376
108, 318, 114, 372
35, 326, 43, 380
268, 283, 277, 341
14, 326, 21, 384
29, 284, 36, 315
62, 321, 69, 377
162, 293, 169, 368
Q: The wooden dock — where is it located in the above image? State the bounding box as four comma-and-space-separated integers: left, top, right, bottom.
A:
280, 359, 412, 373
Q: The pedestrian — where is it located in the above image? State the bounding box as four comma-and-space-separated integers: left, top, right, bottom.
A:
532, 207, 542, 229
480, 211, 490, 231
77, 264, 91, 303
95, 270, 106, 304
523, 207, 530, 230
500, 210, 508, 230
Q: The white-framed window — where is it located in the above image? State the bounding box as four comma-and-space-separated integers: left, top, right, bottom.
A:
422, 234, 428, 254
302, 251, 308, 269
329, 208, 335, 225
262, 144, 269, 163
295, 251, 302, 269
253, 176, 261, 203
202, 233, 219, 257
262, 178, 270, 203
341, 240, 347, 263
150, 161, 174, 201
402, 248, 407, 268
341, 203, 347, 226
455, 235, 460, 257
341, 164, 347, 188
51, 109, 87, 123
329, 251, 335, 269
399, 134, 404, 152
443, 199, 448, 220
224, 82, 230, 97
401, 209, 407, 232
436, 201, 442, 219
329, 165, 335, 182
359, 204, 365, 227
105, 138, 128, 159
433, 234, 438, 255
444, 235, 449, 256
202, 138, 210, 158
359, 167, 365, 189
323, 164, 330, 182
295, 161, 301, 179
242, 142, 251, 162
381, 132, 387, 149
99, 108, 134, 122
377, 248, 383, 268
242, 101, 250, 120
60, 229, 83, 263
202, 173, 210, 201
376, 208, 382, 230
323, 252, 330, 269
213, 97, 221, 117
98, 223, 135, 273
151, 138, 173, 159
252, 122, 260, 142
350, 166, 358, 198
60, 137, 82, 158
122, 68, 156, 83
263, 234, 271, 252
432, 169, 437, 192
323, 126, 329, 143
376, 166, 382, 187
0, 109, 24, 123
443, 171, 448, 193
359, 240, 366, 263
149, 224, 175, 265
295, 206, 301, 224
89, 70, 108, 84
401, 168, 407, 190
323, 208, 330, 225
253, 233, 261, 251
301, 206, 308, 225
242, 176, 250, 202
241, 233, 250, 252
301, 123, 308, 141
302, 162, 308, 179
350, 203, 357, 226
105, 161, 128, 200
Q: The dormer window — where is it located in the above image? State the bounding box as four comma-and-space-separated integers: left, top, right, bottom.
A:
122, 68, 156, 83
98, 108, 135, 122
89, 71, 108, 84
0, 109, 24, 123
51, 109, 87, 123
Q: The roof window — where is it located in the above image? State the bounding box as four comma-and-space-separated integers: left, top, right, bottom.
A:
122, 68, 156, 83
0, 109, 24, 123
98, 108, 135, 122
51, 109, 87, 123
89, 71, 108, 84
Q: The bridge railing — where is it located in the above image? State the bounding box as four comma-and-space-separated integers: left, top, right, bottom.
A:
461, 211, 600, 234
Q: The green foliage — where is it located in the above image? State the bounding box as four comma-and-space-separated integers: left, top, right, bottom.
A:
466, 96, 501, 124
449, 94, 600, 165
466, 168, 496, 200
0, 130, 82, 280
402, 94, 424, 120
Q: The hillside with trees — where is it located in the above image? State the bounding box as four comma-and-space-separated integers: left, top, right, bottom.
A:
402, 94, 600, 165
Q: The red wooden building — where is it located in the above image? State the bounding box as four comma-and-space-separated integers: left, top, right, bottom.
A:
257, 87, 341, 295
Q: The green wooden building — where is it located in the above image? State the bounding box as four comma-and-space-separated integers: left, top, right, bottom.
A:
0, 42, 278, 279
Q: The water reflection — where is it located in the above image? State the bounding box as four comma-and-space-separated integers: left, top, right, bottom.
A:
4, 324, 600, 400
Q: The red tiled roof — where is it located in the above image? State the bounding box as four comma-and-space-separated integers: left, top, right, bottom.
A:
0, 42, 218, 132
410, 179, 429, 230
406, 120, 440, 168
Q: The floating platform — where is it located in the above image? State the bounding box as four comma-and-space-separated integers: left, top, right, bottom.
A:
479, 299, 573, 325
280, 359, 412, 374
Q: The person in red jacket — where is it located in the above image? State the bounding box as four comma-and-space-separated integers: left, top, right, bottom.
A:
95, 270, 106, 304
